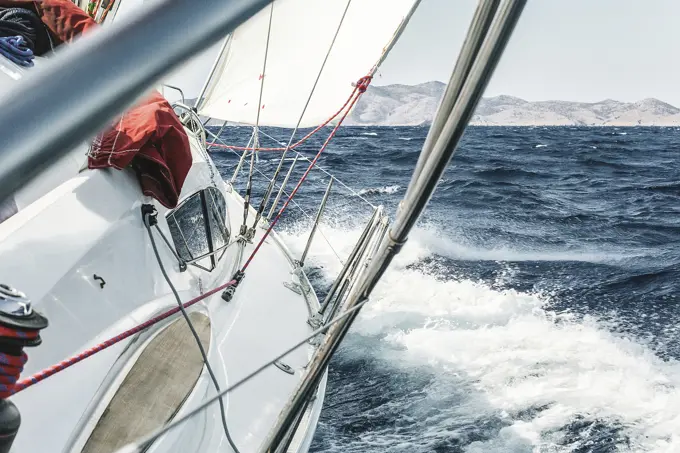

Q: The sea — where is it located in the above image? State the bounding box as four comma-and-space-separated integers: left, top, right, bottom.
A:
210, 125, 680, 453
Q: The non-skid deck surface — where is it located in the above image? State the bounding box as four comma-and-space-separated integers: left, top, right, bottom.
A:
82, 312, 210, 452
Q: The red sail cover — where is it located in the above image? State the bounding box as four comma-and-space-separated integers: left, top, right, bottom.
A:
88, 91, 192, 208
0, 0, 192, 208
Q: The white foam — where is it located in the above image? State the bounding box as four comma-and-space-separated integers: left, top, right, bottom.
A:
280, 221, 680, 452
411, 226, 639, 264
357, 185, 401, 196
535, 144, 548, 148
361, 132, 379, 136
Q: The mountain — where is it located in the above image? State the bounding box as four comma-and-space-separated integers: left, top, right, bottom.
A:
347, 81, 680, 126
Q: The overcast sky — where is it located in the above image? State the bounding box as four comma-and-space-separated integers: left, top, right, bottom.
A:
167, 0, 680, 106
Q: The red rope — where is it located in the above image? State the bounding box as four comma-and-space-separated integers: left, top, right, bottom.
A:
0, 326, 39, 341
10, 279, 236, 396
0, 352, 28, 398
8, 76, 373, 396
241, 76, 372, 272
207, 79, 368, 153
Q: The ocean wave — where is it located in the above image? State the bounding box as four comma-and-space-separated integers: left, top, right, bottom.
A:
281, 222, 680, 453
357, 185, 401, 196
410, 227, 637, 264
215, 125, 680, 453
361, 132, 378, 136
473, 166, 552, 181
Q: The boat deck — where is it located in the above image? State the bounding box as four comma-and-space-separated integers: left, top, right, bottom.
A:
72, 185, 323, 452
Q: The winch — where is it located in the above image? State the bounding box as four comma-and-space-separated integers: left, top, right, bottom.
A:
0, 284, 48, 453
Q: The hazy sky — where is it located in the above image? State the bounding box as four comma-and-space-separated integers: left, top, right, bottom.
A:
168, 0, 680, 105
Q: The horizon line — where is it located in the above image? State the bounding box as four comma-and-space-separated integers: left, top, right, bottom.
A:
370, 81, 676, 107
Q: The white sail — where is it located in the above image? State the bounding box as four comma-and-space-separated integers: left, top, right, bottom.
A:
197, 0, 418, 128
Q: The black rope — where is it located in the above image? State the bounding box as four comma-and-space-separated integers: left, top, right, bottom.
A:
120, 297, 370, 452
0, 7, 51, 55
143, 213, 241, 453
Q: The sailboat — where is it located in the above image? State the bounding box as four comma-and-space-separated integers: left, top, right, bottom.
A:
0, 0, 525, 452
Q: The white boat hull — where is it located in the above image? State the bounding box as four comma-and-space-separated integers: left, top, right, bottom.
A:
0, 129, 325, 452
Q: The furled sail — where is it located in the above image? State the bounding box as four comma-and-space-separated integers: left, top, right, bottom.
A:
196, 0, 419, 128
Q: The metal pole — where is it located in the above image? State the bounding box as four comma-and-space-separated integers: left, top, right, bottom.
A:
194, 34, 232, 112
0, 0, 272, 205
406, 0, 499, 194
231, 130, 256, 184
324, 214, 386, 321
266, 156, 298, 221
252, 149, 288, 228
322, 278, 351, 325
317, 206, 380, 315
258, 1, 527, 450
396, 0, 526, 240
299, 177, 333, 266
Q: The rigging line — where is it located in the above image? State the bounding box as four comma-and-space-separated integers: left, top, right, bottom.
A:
206, 118, 330, 152
230, 129, 256, 185
251, 0, 354, 229
254, 1, 275, 131
142, 214, 241, 453
239, 1, 274, 237
10, 276, 237, 396
252, 159, 345, 265
241, 76, 370, 273
206, 128, 376, 209
241, 147, 257, 236
208, 121, 228, 147
255, 128, 377, 208
115, 297, 370, 453
219, 144, 345, 265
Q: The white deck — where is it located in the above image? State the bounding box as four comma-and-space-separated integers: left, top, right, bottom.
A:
0, 129, 326, 452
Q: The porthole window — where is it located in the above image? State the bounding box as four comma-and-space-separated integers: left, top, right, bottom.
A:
167, 187, 230, 272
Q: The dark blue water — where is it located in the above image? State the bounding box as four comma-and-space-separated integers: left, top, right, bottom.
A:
210, 126, 680, 453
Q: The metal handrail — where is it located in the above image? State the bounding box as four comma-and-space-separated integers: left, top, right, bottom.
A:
318, 207, 381, 315
326, 212, 387, 321
172, 102, 207, 149
162, 84, 186, 104
0, 0, 272, 204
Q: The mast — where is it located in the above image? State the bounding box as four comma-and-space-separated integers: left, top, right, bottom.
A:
259, 0, 528, 450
